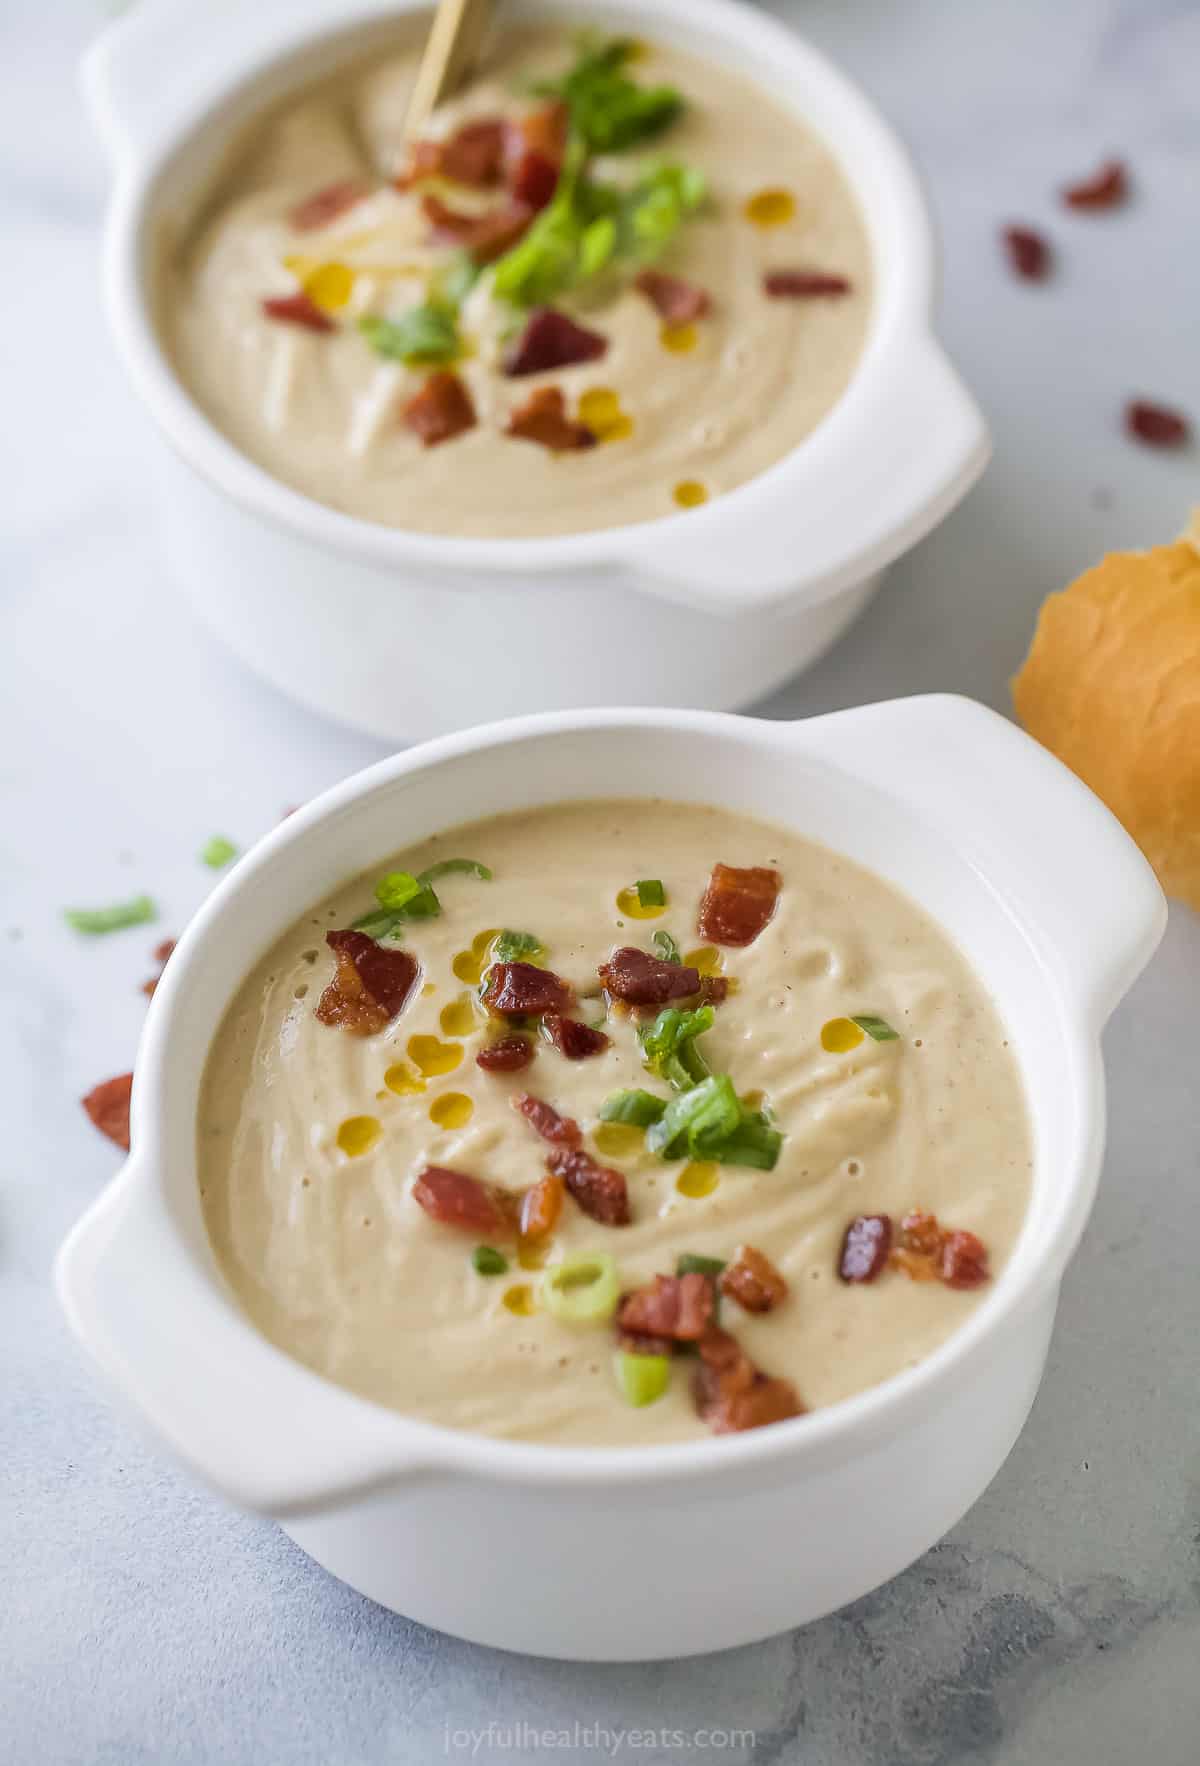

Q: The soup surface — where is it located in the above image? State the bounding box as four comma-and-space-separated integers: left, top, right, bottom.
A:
198, 800, 1032, 1446
163, 24, 871, 536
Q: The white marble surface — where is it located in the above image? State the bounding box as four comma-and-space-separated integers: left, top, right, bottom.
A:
3, 0, 1200, 1759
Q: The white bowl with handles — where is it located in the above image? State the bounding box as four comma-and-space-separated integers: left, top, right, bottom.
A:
85, 0, 988, 741
56, 696, 1165, 1660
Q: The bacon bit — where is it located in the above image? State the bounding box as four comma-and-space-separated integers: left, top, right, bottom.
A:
941, 1230, 990, 1290
898, 1210, 942, 1257
141, 937, 176, 998
720, 1246, 788, 1314
1002, 225, 1051, 282
1062, 158, 1128, 210
504, 307, 609, 377
634, 268, 711, 323
483, 960, 573, 1017
289, 179, 369, 231
543, 1012, 610, 1059
400, 118, 508, 189
413, 1165, 515, 1236
697, 975, 730, 1007
315, 929, 420, 1036
403, 370, 477, 448
763, 270, 852, 299
618, 1272, 714, 1342
505, 385, 597, 452
1125, 400, 1190, 449
888, 1247, 939, 1283
546, 1146, 631, 1226
617, 1329, 674, 1357
82, 1072, 133, 1151
692, 1328, 804, 1434
838, 1214, 893, 1283
261, 292, 336, 333
598, 946, 701, 1006
513, 1093, 582, 1147
421, 193, 535, 263
507, 101, 569, 167
519, 1171, 564, 1241
696, 864, 781, 947
476, 1034, 536, 1074
509, 150, 560, 212
888, 1210, 991, 1289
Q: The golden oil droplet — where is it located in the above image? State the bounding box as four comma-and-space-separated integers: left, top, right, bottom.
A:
452, 927, 500, 985
503, 1283, 536, 1316
673, 480, 708, 509
599, 414, 634, 442
615, 886, 667, 921
517, 1239, 550, 1271
408, 1035, 464, 1077
593, 1122, 645, 1159
744, 187, 796, 228
821, 1017, 865, 1054
421, 981, 436, 997
429, 1091, 473, 1130
684, 945, 724, 976
579, 387, 634, 444
660, 321, 697, 353
304, 261, 356, 310
336, 1115, 382, 1157
676, 1162, 719, 1198
384, 1062, 426, 1096
439, 993, 478, 1038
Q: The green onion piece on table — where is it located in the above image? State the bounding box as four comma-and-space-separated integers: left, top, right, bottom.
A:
200, 835, 238, 869
64, 895, 157, 936
614, 1349, 672, 1407
540, 1251, 620, 1324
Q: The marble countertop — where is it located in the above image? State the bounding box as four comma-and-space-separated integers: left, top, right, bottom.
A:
3, 0, 1199, 1759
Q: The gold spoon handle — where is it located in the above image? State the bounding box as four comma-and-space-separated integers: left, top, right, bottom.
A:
404, 0, 496, 141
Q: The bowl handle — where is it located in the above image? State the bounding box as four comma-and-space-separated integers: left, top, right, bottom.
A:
796, 695, 1167, 1025
55, 1162, 435, 1517
615, 335, 989, 615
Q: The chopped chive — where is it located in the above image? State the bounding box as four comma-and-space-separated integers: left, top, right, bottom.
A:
64, 895, 157, 936
676, 1252, 726, 1278
200, 835, 238, 869
614, 1349, 671, 1407
351, 908, 405, 942
638, 1004, 713, 1091
417, 858, 492, 885
850, 1014, 900, 1042
635, 878, 666, 908
652, 929, 681, 964
493, 929, 543, 962
472, 1245, 509, 1276
540, 1252, 620, 1324
375, 869, 440, 920
598, 1089, 667, 1128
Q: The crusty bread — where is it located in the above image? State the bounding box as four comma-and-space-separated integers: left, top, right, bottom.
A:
1012, 532, 1200, 911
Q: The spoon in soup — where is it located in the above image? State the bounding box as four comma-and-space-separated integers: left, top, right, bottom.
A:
404, 0, 496, 140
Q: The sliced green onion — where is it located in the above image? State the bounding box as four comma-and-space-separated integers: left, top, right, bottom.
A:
200, 835, 238, 869
614, 1350, 671, 1407
359, 305, 460, 366
652, 929, 681, 964
472, 1245, 509, 1276
417, 858, 492, 885
648, 1072, 740, 1158
64, 895, 157, 936
636, 878, 666, 908
638, 1004, 713, 1092
351, 908, 405, 942
707, 1110, 783, 1171
493, 929, 543, 962
676, 1252, 726, 1278
375, 869, 440, 920
540, 1251, 620, 1324
850, 1014, 900, 1042
599, 1089, 667, 1128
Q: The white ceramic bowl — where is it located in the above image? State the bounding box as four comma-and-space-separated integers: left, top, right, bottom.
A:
57, 696, 1164, 1659
85, 0, 989, 741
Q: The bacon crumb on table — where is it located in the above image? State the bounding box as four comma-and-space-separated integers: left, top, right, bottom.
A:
1062, 158, 1128, 210
696, 864, 781, 946
82, 1073, 134, 1151
1124, 401, 1190, 450
315, 930, 419, 1036
546, 1146, 631, 1225
142, 938, 176, 998
1001, 225, 1051, 282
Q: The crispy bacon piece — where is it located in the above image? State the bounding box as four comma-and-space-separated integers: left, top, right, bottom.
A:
504, 307, 609, 377
598, 946, 701, 1006
898, 1210, 942, 1257
483, 960, 573, 1018
413, 1165, 514, 1236
1062, 158, 1128, 210
1125, 400, 1190, 449
1002, 225, 1051, 281
261, 292, 336, 333
403, 370, 477, 447
421, 193, 535, 263
505, 386, 597, 452
941, 1230, 990, 1290
82, 1072, 133, 1152
763, 270, 852, 299
543, 1012, 610, 1058
720, 1246, 788, 1314
476, 1034, 536, 1074
400, 118, 508, 189
142, 937, 176, 998
507, 101, 569, 167
888, 1210, 991, 1289
546, 1146, 631, 1226
315, 929, 419, 1036
617, 1330, 674, 1357
838, 1214, 893, 1283
520, 1171, 565, 1241
509, 150, 560, 212
513, 1093, 582, 1147
697, 975, 730, 1007
618, 1272, 714, 1342
696, 864, 781, 947
634, 268, 711, 323
288, 179, 369, 231
692, 1328, 804, 1434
